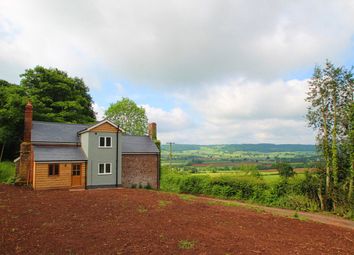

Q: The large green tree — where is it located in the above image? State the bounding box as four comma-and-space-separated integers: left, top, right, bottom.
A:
0, 80, 27, 161
20, 66, 96, 123
0, 66, 97, 160
306, 60, 354, 210
105, 97, 148, 136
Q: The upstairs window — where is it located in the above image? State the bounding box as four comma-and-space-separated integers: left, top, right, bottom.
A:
99, 136, 112, 148
48, 164, 59, 176
98, 163, 112, 175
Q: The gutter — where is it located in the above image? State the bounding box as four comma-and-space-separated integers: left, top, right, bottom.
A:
85, 161, 87, 190
116, 126, 119, 187
157, 150, 161, 190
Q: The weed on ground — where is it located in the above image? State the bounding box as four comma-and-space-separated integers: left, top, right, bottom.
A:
177, 194, 196, 201
158, 200, 172, 207
137, 205, 148, 213
178, 240, 195, 250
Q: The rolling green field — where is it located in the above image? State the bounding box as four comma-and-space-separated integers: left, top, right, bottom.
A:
161, 144, 318, 176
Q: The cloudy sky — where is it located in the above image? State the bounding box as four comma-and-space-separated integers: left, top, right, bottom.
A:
1, 1, 354, 144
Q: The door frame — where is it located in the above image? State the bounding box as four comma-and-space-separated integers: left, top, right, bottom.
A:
71, 163, 82, 187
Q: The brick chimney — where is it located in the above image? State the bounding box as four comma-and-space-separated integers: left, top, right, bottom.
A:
23, 101, 33, 142
18, 101, 33, 185
148, 122, 157, 140
148, 122, 161, 189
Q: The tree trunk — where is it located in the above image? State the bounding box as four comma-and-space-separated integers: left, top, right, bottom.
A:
349, 160, 354, 201
332, 96, 338, 187
332, 97, 338, 210
0, 143, 4, 162
318, 176, 325, 210
349, 176, 353, 201
322, 110, 331, 210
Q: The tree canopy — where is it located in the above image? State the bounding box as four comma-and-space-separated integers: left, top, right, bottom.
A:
0, 66, 97, 160
20, 66, 96, 123
105, 98, 148, 136
0, 81, 27, 160
306, 60, 353, 210
275, 163, 295, 178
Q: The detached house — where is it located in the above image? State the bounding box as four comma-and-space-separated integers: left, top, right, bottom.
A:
17, 102, 160, 190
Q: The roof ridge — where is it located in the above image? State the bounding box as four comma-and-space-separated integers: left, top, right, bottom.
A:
123, 134, 149, 137
32, 120, 91, 126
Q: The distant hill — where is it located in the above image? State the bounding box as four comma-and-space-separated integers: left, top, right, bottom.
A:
161, 144, 316, 153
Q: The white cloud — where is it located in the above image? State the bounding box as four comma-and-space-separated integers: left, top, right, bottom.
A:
1, 0, 354, 86
162, 78, 315, 144
142, 104, 192, 133
178, 79, 309, 122
93, 103, 105, 121
0, 1, 348, 144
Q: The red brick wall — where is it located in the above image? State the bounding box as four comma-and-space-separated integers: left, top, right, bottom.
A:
122, 154, 159, 189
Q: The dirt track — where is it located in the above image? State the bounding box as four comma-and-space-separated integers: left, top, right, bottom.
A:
0, 185, 353, 255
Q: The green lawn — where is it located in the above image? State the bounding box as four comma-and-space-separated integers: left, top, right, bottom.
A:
0, 161, 16, 183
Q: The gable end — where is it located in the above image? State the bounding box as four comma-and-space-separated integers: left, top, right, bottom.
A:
90, 122, 118, 133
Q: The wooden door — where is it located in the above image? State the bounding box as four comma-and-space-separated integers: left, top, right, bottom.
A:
71, 164, 81, 186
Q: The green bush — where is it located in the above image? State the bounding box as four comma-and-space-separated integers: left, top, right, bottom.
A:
275, 162, 295, 178
273, 194, 319, 212
160, 168, 188, 192
160, 167, 325, 212
0, 161, 16, 183
179, 175, 211, 194
210, 185, 235, 197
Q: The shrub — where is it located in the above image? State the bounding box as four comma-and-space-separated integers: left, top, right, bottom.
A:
210, 185, 235, 198
0, 161, 16, 183
179, 175, 210, 194
159, 167, 325, 213
160, 168, 188, 192
209, 175, 267, 200
273, 194, 319, 211
275, 163, 295, 178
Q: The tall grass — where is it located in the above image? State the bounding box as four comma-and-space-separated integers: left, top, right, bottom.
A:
0, 161, 16, 183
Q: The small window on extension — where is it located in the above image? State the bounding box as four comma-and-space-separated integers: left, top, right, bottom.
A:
48, 164, 59, 176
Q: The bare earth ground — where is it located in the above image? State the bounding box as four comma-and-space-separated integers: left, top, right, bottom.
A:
0, 185, 353, 255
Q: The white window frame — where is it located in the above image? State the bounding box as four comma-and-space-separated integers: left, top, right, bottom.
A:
98, 163, 112, 175
98, 136, 112, 148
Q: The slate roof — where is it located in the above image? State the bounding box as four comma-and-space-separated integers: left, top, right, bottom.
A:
122, 135, 159, 154
32, 121, 90, 143
31, 121, 159, 159
33, 146, 87, 162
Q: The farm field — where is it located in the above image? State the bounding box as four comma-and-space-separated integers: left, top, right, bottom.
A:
1, 184, 353, 255
190, 168, 314, 184
160, 144, 317, 167
160, 144, 319, 182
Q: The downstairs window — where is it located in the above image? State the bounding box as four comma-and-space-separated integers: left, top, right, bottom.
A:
98, 163, 112, 175
48, 164, 59, 176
